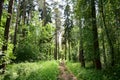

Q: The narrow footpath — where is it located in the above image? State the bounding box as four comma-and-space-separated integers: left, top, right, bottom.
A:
58, 61, 77, 80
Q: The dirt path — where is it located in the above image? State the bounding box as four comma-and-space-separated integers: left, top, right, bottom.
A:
58, 61, 77, 80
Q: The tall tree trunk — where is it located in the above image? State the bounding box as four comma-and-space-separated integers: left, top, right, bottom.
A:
0, 0, 4, 24
13, 0, 20, 53
54, 21, 57, 60
65, 38, 67, 60
1, 0, 14, 74
102, 34, 107, 67
43, 0, 46, 26
68, 41, 71, 61
49, 48, 51, 60
91, 0, 101, 69
58, 37, 60, 59
22, 0, 26, 24
79, 20, 85, 67
22, 0, 26, 37
98, 0, 107, 67
100, 0, 115, 66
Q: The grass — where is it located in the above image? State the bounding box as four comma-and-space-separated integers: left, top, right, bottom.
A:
66, 62, 106, 80
66, 62, 120, 80
1, 61, 119, 80
0, 60, 59, 80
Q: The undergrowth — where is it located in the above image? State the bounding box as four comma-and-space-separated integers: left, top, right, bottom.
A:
66, 62, 120, 80
0, 61, 59, 80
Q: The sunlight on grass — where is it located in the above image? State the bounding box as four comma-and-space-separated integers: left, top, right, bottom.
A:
1, 61, 59, 80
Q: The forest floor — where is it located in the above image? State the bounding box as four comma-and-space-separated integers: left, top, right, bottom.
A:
58, 61, 77, 80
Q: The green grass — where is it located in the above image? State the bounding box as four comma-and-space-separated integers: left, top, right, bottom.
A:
66, 62, 105, 80
67, 62, 120, 80
66, 62, 120, 80
1, 61, 119, 80
0, 61, 59, 80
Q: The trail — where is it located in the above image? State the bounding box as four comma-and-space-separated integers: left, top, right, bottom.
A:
58, 61, 77, 80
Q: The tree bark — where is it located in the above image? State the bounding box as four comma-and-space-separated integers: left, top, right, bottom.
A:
13, 0, 20, 53
1, 0, 14, 74
65, 38, 67, 60
91, 0, 101, 69
54, 19, 58, 60
100, 0, 115, 66
68, 41, 71, 61
43, 0, 46, 26
79, 20, 85, 67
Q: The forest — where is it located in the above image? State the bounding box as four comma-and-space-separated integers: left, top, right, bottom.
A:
0, 0, 120, 80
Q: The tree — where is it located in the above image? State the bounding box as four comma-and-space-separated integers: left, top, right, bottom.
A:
39, 0, 52, 26
1, 0, 14, 74
13, 0, 20, 53
79, 20, 85, 67
91, 0, 101, 69
54, 8, 61, 60
64, 3, 73, 60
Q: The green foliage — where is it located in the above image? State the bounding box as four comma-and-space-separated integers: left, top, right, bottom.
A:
15, 39, 40, 62
67, 63, 104, 80
3, 43, 16, 63
103, 65, 120, 80
82, 27, 94, 61
15, 19, 55, 61
66, 62, 120, 80
37, 23, 55, 60
70, 26, 79, 62
0, 61, 59, 80
0, 43, 15, 66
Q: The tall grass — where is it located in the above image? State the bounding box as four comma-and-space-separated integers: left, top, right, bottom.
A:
66, 62, 104, 80
0, 61, 59, 80
67, 62, 120, 80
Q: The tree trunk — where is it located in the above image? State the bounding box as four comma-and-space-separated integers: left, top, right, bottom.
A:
21, 0, 26, 37
65, 38, 67, 60
102, 34, 107, 67
54, 21, 57, 60
13, 0, 20, 53
1, 0, 14, 74
43, 0, 46, 26
58, 36, 60, 59
68, 41, 71, 61
91, 0, 101, 69
79, 41, 85, 67
100, 0, 115, 66
98, 0, 107, 67
49, 48, 52, 60
0, 0, 4, 24
79, 20, 85, 67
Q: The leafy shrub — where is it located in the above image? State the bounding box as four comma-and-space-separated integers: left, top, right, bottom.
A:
15, 40, 40, 62
103, 65, 120, 80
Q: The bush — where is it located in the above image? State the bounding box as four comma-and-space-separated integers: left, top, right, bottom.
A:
103, 65, 120, 80
15, 40, 40, 62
